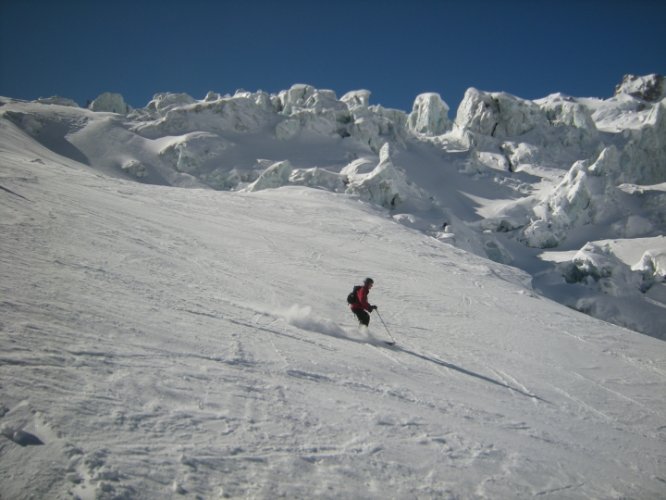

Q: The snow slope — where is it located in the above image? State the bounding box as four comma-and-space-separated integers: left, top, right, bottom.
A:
1, 104, 666, 498
1, 75, 664, 340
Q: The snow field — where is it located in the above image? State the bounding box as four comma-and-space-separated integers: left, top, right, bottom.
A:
1, 144, 665, 498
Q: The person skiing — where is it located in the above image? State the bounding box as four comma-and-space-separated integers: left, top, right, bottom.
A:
350, 277, 377, 327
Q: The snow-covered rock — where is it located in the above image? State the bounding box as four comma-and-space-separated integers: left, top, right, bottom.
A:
246, 160, 293, 191
537, 94, 599, 147
133, 94, 277, 138
245, 160, 348, 193
615, 73, 666, 102
159, 132, 232, 176
88, 92, 131, 114
275, 107, 347, 140
454, 88, 547, 139
617, 184, 666, 237
204, 91, 222, 102
344, 143, 433, 210
273, 85, 352, 140
634, 246, 666, 282
407, 92, 451, 136
341, 89, 371, 110
347, 105, 408, 153
145, 92, 196, 115
561, 242, 637, 288
289, 166, 348, 192
277, 84, 318, 114
521, 147, 624, 248
619, 100, 666, 185
552, 240, 666, 337
120, 159, 148, 179
233, 89, 277, 112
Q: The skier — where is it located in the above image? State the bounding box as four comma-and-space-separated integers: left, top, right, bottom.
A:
350, 277, 378, 327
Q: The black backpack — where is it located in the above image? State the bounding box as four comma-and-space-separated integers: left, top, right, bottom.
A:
347, 285, 362, 305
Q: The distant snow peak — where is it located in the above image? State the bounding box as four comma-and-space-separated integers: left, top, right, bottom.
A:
615, 74, 666, 102
88, 92, 131, 114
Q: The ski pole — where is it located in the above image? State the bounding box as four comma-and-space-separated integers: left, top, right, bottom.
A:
375, 309, 396, 345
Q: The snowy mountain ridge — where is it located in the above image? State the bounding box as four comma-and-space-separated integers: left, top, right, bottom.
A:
2, 74, 665, 339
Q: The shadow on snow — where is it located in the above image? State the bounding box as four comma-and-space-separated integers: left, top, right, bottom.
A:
389, 344, 551, 404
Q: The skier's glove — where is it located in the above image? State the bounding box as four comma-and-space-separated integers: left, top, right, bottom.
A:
370, 305, 378, 311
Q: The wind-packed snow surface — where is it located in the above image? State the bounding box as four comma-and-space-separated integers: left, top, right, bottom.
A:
1, 76, 665, 498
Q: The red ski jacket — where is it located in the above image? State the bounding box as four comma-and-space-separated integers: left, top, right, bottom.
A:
350, 285, 372, 312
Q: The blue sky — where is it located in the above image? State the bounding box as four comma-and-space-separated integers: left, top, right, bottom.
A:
1, 0, 665, 112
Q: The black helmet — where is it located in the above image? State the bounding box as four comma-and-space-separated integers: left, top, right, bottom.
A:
364, 277, 374, 285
